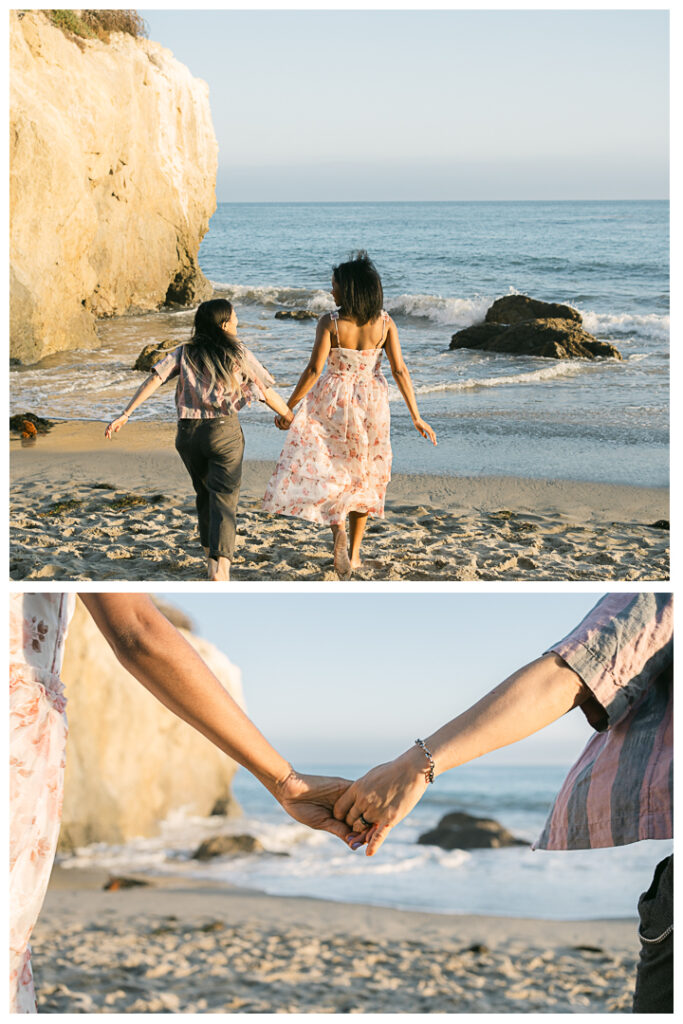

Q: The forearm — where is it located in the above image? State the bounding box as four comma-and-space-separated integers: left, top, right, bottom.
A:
392, 364, 420, 420
80, 595, 292, 795
425, 654, 590, 776
287, 366, 320, 409
121, 375, 162, 417
263, 386, 294, 419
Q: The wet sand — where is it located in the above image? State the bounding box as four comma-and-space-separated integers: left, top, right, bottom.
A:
32, 866, 639, 1013
10, 421, 669, 581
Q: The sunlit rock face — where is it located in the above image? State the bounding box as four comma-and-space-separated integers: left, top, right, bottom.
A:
10, 11, 217, 363
59, 598, 243, 850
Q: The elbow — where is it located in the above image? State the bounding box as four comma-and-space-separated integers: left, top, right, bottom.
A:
392, 362, 408, 381
109, 607, 158, 665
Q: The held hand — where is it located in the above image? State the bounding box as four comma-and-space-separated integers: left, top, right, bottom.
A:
105, 414, 128, 439
333, 748, 429, 856
274, 411, 294, 430
413, 417, 437, 445
276, 771, 355, 842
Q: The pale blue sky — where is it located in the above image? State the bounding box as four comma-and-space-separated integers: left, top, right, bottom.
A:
141, 9, 668, 201
159, 591, 603, 767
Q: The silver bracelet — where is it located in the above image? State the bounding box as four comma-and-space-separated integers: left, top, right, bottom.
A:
415, 738, 436, 783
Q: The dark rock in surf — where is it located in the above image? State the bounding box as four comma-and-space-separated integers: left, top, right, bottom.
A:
485, 294, 582, 325
450, 318, 622, 360
193, 834, 264, 860
104, 875, 150, 891
274, 309, 318, 320
10, 411, 54, 434
133, 338, 179, 372
447, 323, 506, 350
418, 811, 529, 850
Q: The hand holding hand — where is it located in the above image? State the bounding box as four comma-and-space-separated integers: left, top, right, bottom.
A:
412, 417, 437, 445
333, 747, 430, 856
274, 411, 294, 430
105, 414, 128, 439
275, 771, 355, 842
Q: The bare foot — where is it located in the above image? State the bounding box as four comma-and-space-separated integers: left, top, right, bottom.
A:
208, 556, 231, 581
333, 528, 351, 579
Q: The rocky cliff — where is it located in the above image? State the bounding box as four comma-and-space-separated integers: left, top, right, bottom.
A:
59, 598, 243, 850
10, 11, 217, 364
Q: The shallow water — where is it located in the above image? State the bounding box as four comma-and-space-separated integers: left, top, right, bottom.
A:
60, 763, 672, 920
12, 200, 669, 485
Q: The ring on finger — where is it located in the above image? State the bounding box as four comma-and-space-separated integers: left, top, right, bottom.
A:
359, 813, 372, 828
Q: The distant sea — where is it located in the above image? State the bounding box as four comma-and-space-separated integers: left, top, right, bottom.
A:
11, 201, 669, 486
59, 762, 672, 921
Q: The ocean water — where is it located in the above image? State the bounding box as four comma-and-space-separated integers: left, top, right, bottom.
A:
59, 763, 672, 921
12, 201, 669, 485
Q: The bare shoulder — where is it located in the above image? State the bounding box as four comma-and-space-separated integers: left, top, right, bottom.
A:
318, 311, 334, 328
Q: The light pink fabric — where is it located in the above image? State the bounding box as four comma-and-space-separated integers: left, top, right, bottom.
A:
263, 325, 392, 525
9, 594, 75, 1013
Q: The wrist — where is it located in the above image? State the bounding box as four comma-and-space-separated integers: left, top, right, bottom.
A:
397, 745, 431, 784
267, 764, 298, 802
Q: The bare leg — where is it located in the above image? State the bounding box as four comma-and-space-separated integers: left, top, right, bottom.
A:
348, 511, 368, 569
208, 556, 231, 581
331, 521, 351, 579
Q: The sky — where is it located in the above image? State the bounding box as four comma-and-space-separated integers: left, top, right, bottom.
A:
158, 591, 603, 768
140, 8, 668, 202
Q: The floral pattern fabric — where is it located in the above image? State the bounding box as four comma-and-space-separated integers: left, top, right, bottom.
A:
9, 594, 75, 1013
263, 316, 392, 525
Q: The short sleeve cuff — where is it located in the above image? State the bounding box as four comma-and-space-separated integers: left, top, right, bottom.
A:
152, 347, 181, 383
545, 593, 673, 731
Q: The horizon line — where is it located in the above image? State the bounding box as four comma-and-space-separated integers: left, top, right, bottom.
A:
215, 197, 669, 205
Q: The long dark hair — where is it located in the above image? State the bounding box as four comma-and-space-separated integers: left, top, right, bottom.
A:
332, 251, 383, 325
183, 299, 246, 392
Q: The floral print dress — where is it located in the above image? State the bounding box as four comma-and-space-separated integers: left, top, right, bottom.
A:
263, 311, 392, 524
9, 593, 76, 1013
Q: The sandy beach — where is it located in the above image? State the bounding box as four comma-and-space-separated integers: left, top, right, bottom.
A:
31, 865, 638, 1013
10, 421, 669, 581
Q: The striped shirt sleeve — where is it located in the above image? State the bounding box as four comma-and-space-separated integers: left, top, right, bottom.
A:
239, 347, 276, 405
549, 593, 673, 730
152, 346, 182, 384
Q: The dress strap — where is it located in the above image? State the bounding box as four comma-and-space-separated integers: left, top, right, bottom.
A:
330, 310, 341, 348
377, 310, 389, 349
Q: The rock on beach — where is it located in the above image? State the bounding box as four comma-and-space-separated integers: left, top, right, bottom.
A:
450, 294, 622, 360
418, 811, 529, 850
274, 309, 318, 320
10, 11, 217, 363
58, 599, 244, 850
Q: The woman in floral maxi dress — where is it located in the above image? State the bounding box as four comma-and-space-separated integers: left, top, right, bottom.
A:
9, 593, 354, 1012
263, 253, 436, 577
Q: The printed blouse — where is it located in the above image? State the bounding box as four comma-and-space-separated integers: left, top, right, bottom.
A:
153, 343, 275, 419
535, 592, 673, 851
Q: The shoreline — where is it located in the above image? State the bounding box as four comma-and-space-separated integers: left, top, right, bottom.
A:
10, 421, 669, 581
32, 864, 638, 1013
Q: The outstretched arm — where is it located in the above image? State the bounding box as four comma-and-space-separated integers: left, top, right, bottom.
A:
334, 653, 590, 855
384, 319, 437, 444
277, 316, 332, 421
262, 385, 294, 425
105, 373, 163, 438
79, 594, 352, 841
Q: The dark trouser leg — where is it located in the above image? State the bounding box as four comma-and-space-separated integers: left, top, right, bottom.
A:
175, 421, 211, 549
205, 418, 245, 561
632, 855, 673, 1013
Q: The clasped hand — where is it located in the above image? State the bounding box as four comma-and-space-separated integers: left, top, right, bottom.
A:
287, 748, 428, 857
